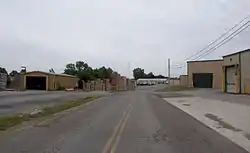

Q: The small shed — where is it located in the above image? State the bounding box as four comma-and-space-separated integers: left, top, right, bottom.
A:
24, 71, 78, 90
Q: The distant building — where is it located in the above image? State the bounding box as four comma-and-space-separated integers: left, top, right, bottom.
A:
136, 78, 167, 85
0, 73, 7, 90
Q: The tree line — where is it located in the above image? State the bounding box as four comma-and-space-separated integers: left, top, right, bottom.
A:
63, 61, 120, 82
133, 67, 166, 80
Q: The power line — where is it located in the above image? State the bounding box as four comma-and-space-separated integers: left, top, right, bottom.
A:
184, 15, 250, 61
172, 14, 250, 67
172, 22, 250, 68
193, 23, 250, 60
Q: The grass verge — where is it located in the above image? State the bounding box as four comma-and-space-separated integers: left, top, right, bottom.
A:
0, 96, 101, 131
155, 85, 194, 92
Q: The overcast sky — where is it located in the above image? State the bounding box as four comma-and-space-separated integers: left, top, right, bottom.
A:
1, 0, 250, 77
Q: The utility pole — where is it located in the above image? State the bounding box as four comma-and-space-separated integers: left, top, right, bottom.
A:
168, 58, 170, 85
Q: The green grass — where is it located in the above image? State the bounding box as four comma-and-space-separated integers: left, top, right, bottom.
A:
0, 96, 101, 131
156, 85, 194, 92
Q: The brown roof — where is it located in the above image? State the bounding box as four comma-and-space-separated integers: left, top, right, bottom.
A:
223, 49, 250, 57
25, 71, 78, 78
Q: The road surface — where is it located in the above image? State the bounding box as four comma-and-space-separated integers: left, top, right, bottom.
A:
0, 91, 109, 115
0, 88, 247, 153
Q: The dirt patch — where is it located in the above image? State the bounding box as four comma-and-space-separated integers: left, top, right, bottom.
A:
205, 113, 242, 132
155, 92, 192, 98
244, 133, 250, 140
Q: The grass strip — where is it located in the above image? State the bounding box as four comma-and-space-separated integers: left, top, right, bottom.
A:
0, 96, 101, 131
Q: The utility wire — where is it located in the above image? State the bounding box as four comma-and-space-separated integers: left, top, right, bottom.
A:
171, 14, 250, 67
193, 23, 250, 60
173, 23, 250, 68
184, 15, 250, 61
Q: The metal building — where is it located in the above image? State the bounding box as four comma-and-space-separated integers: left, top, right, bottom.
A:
222, 49, 250, 94
23, 71, 79, 91
187, 59, 223, 89
0, 73, 7, 90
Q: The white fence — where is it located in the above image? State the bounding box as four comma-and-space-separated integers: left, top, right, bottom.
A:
0, 73, 7, 90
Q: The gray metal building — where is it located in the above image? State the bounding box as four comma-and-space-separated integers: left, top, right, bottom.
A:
0, 73, 7, 90
222, 49, 250, 94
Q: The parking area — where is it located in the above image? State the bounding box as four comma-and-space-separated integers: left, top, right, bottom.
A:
162, 88, 250, 152
176, 89, 250, 106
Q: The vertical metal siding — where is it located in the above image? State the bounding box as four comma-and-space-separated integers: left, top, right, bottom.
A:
0, 73, 7, 90
240, 51, 250, 94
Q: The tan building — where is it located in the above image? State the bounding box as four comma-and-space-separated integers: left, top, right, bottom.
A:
180, 75, 188, 86
169, 78, 180, 86
24, 71, 78, 91
187, 59, 223, 89
222, 49, 250, 94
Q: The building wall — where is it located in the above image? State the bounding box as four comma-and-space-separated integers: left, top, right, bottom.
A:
48, 74, 78, 90
241, 51, 250, 94
223, 54, 240, 66
222, 52, 250, 94
222, 54, 240, 93
9, 74, 25, 90
24, 71, 78, 91
0, 73, 7, 90
118, 77, 127, 91
188, 60, 223, 89
180, 75, 188, 86
169, 79, 180, 86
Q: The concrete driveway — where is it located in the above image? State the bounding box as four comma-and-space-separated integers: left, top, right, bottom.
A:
160, 88, 250, 152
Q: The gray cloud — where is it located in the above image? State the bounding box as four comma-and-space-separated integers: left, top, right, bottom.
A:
1, 0, 250, 77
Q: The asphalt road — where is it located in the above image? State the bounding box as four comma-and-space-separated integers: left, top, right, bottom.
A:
0, 91, 109, 115
0, 88, 247, 153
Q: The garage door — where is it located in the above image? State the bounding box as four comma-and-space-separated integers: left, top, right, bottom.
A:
26, 76, 46, 90
193, 73, 213, 88
226, 67, 236, 93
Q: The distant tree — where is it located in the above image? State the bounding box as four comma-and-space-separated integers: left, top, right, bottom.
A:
64, 61, 119, 82
146, 72, 155, 78
64, 63, 77, 76
9, 70, 19, 77
20, 66, 27, 74
76, 61, 88, 71
133, 68, 145, 80
0, 67, 8, 74
155, 75, 166, 78
132, 67, 166, 79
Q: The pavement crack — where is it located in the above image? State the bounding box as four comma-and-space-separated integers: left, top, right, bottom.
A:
244, 133, 250, 140
152, 129, 168, 143
205, 113, 242, 132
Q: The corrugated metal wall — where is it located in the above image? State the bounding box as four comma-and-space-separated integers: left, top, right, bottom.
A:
0, 73, 7, 90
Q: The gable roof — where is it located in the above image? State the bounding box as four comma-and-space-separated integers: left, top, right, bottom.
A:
25, 71, 78, 78
223, 49, 250, 57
